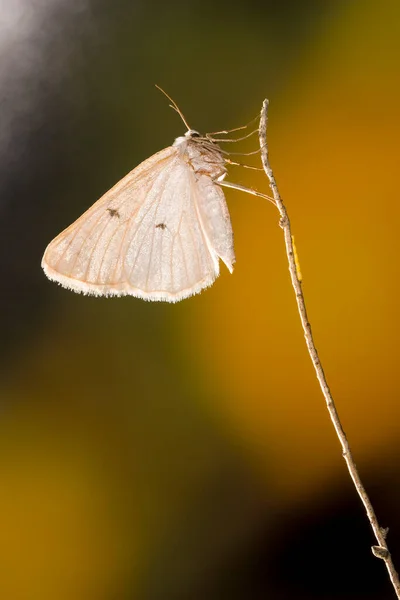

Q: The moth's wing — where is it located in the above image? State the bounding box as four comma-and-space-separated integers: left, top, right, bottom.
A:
42, 146, 178, 296
42, 148, 234, 302
194, 174, 235, 274
118, 161, 231, 301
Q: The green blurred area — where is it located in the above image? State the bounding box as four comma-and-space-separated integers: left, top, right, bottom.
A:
1, 1, 400, 598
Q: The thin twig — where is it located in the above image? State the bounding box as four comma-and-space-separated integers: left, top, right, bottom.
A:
258, 99, 400, 598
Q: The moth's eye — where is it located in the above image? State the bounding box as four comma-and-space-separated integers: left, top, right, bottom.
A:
189, 130, 201, 138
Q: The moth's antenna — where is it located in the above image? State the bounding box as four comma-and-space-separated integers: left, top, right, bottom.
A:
155, 85, 191, 131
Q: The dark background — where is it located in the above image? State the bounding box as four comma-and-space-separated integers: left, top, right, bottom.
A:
1, 1, 400, 598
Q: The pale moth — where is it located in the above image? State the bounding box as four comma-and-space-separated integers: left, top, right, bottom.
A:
42, 90, 247, 303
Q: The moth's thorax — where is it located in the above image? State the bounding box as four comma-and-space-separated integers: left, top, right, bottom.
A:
173, 130, 226, 180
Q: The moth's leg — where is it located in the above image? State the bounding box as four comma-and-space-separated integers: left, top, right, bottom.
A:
216, 179, 276, 206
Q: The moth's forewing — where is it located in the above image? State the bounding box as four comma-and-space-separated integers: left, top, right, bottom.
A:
42, 135, 235, 302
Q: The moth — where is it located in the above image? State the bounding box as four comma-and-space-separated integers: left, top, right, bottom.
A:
42, 89, 249, 303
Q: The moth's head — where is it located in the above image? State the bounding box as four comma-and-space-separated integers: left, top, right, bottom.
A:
185, 129, 202, 139
173, 129, 203, 148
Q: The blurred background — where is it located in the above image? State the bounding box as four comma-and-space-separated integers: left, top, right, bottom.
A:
1, 0, 400, 598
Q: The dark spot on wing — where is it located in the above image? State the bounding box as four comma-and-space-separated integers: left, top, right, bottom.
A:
155, 223, 166, 230
107, 208, 120, 218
